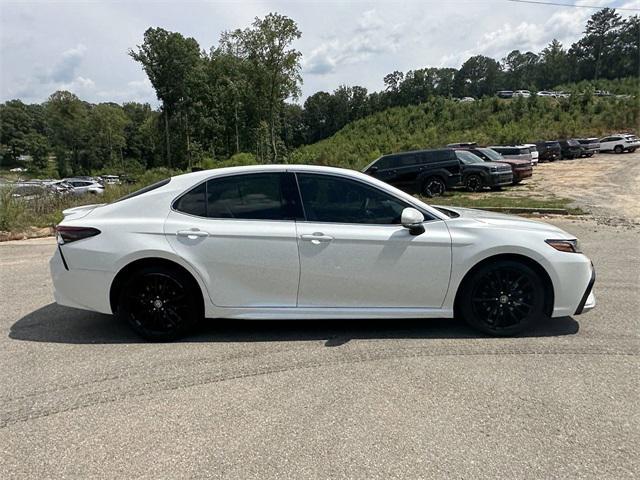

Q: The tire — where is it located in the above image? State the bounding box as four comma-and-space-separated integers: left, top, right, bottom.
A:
614, 145, 624, 154
117, 265, 202, 341
630, 148, 637, 153
465, 174, 484, 192
457, 259, 546, 336
421, 177, 446, 197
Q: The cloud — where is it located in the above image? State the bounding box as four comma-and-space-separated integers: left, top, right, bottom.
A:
41, 44, 87, 83
97, 77, 156, 104
304, 9, 402, 75
439, 0, 635, 67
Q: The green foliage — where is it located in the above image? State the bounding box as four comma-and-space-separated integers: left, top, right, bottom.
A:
291, 95, 639, 170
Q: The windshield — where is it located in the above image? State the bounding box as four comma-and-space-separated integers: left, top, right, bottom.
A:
456, 150, 484, 165
478, 148, 503, 162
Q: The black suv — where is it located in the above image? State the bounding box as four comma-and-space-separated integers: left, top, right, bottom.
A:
362, 149, 461, 197
535, 141, 561, 162
558, 139, 582, 159
454, 150, 513, 191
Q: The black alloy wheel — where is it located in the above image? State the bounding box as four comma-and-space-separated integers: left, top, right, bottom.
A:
422, 177, 446, 197
465, 174, 483, 192
614, 145, 624, 154
118, 266, 201, 341
458, 260, 545, 336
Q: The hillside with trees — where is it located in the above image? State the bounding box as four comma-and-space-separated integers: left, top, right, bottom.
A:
0, 8, 638, 177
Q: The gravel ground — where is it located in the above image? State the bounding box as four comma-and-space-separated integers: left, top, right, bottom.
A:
0, 218, 638, 479
500, 151, 640, 227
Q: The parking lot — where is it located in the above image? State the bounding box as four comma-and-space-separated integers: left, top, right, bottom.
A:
1, 213, 638, 478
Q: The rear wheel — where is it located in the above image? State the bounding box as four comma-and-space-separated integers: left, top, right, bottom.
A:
458, 260, 545, 336
465, 174, 483, 192
614, 145, 624, 154
117, 265, 202, 341
421, 177, 446, 197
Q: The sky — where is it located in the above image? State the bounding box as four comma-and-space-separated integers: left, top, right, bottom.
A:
1, 0, 638, 106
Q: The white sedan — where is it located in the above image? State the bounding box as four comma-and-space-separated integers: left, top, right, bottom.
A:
50, 165, 596, 340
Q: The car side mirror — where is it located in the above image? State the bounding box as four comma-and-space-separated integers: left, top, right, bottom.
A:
401, 207, 425, 236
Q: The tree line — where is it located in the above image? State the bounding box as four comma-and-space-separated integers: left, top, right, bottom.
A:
0, 8, 637, 176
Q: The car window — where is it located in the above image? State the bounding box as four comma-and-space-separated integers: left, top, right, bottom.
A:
173, 182, 206, 216
297, 173, 409, 224
456, 150, 484, 164
206, 173, 299, 220
174, 173, 300, 220
373, 157, 394, 170
397, 154, 419, 166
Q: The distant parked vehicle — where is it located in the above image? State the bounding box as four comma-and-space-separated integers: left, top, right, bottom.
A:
467, 147, 532, 184
9, 183, 50, 200
460, 97, 475, 103
513, 90, 531, 98
558, 139, 582, 159
488, 146, 534, 165
9, 167, 27, 173
594, 90, 612, 97
454, 150, 513, 192
577, 138, 600, 157
537, 91, 556, 97
599, 134, 640, 153
100, 175, 121, 185
363, 148, 462, 197
535, 141, 561, 162
522, 144, 539, 165
496, 90, 513, 99
64, 178, 105, 195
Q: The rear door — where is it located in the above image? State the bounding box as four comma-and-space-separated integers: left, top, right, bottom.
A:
164, 172, 303, 307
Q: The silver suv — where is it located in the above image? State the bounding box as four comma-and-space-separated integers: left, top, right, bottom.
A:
487, 146, 534, 165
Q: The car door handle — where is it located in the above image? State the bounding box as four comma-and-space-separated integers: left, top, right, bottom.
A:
177, 229, 209, 238
300, 233, 333, 244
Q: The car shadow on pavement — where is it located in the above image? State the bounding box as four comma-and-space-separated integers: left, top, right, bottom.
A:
10, 303, 580, 345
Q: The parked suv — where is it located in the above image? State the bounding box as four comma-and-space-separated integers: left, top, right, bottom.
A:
454, 150, 513, 192
523, 144, 539, 165
577, 138, 600, 157
488, 146, 533, 164
535, 141, 561, 162
599, 134, 640, 153
558, 139, 582, 159
363, 149, 462, 197
466, 147, 532, 184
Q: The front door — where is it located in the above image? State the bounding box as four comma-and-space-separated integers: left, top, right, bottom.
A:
294, 173, 452, 308
164, 172, 302, 308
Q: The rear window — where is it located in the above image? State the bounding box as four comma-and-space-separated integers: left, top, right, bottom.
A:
113, 178, 171, 203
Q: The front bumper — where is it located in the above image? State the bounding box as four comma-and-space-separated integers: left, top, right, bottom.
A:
513, 167, 533, 181
487, 171, 513, 186
575, 264, 596, 315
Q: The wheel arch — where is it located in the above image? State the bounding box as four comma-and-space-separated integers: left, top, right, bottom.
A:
453, 253, 554, 317
109, 257, 205, 315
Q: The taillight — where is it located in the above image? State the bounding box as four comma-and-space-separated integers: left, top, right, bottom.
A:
56, 226, 101, 244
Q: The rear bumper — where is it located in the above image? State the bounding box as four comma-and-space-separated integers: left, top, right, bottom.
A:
49, 248, 114, 314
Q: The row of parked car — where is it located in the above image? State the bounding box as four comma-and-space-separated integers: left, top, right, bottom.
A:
1, 175, 122, 199
362, 132, 639, 196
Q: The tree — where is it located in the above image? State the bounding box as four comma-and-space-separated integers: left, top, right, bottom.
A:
502, 50, 539, 89
45, 91, 89, 175
220, 13, 302, 162
538, 40, 569, 88
130, 28, 203, 168
453, 55, 502, 98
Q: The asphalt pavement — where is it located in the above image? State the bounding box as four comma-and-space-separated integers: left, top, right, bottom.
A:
0, 218, 638, 479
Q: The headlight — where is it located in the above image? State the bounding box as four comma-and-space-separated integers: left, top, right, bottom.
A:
545, 239, 582, 253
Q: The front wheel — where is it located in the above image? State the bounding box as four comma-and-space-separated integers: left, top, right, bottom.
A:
117, 265, 202, 341
457, 260, 546, 336
421, 177, 446, 197
465, 174, 484, 192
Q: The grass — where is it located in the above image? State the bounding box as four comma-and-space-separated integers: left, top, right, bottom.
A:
419, 190, 585, 214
